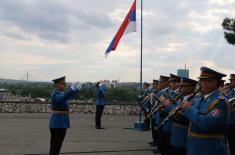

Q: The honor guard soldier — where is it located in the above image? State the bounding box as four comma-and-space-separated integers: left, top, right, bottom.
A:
49, 76, 82, 155
153, 75, 170, 154
95, 82, 107, 129
143, 82, 151, 131
161, 74, 181, 155
180, 67, 230, 155
149, 79, 159, 147
170, 78, 199, 155
226, 74, 235, 155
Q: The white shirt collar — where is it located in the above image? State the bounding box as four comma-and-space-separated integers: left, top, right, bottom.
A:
183, 93, 193, 101
161, 87, 169, 92
204, 91, 217, 99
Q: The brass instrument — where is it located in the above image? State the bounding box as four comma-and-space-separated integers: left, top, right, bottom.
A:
138, 88, 159, 111
141, 88, 156, 104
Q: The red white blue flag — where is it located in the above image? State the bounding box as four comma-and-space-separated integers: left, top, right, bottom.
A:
105, 0, 136, 58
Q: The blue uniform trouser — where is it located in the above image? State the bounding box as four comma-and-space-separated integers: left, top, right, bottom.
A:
172, 146, 186, 155
228, 124, 235, 155
95, 105, 104, 128
50, 128, 67, 155
160, 131, 172, 155
144, 111, 150, 130
151, 118, 158, 143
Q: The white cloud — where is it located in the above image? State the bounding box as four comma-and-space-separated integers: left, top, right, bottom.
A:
0, 0, 234, 83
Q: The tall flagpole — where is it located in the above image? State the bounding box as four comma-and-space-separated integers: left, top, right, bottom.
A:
139, 0, 143, 123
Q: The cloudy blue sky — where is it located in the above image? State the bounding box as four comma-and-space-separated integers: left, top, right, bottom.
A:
0, 0, 234, 82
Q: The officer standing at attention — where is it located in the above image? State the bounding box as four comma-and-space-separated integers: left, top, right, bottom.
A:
180, 67, 230, 155
95, 82, 107, 129
225, 74, 235, 155
49, 76, 82, 155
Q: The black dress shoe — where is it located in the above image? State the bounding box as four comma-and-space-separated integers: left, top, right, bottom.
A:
96, 127, 105, 129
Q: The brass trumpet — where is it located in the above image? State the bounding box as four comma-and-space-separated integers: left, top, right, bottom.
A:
138, 88, 159, 112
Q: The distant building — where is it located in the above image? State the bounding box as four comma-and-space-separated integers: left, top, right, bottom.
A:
177, 69, 189, 78
0, 89, 32, 101
100, 80, 119, 89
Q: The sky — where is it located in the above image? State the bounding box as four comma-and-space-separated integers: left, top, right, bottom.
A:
0, 0, 234, 82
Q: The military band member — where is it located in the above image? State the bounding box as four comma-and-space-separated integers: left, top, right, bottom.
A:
180, 67, 229, 155
226, 74, 235, 155
95, 82, 107, 129
149, 79, 159, 146
143, 82, 151, 131
158, 74, 180, 155
49, 76, 81, 155
170, 78, 198, 155
153, 75, 170, 154
219, 79, 226, 89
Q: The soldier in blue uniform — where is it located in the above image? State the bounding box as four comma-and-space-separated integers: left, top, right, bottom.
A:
152, 75, 170, 154
180, 67, 230, 155
143, 82, 151, 131
170, 78, 198, 155
95, 82, 107, 129
160, 74, 181, 155
149, 79, 159, 146
226, 74, 235, 155
49, 76, 81, 155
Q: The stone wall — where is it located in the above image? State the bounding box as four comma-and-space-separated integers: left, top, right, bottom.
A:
0, 101, 139, 115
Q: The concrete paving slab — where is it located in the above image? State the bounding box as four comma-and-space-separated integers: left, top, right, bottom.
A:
0, 114, 159, 155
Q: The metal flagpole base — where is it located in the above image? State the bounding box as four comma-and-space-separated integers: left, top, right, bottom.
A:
133, 109, 145, 131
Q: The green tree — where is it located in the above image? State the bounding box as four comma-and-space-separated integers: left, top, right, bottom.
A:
222, 18, 235, 46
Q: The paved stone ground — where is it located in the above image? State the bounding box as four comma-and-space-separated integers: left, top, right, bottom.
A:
0, 113, 159, 155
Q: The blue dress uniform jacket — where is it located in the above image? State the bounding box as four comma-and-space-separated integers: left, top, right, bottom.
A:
227, 88, 235, 124
171, 95, 200, 148
184, 91, 229, 155
152, 89, 161, 122
143, 87, 152, 113
162, 89, 179, 132
155, 87, 170, 125
96, 85, 106, 106
49, 88, 79, 129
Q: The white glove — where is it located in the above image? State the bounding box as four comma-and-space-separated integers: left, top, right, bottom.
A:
71, 81, 82, 91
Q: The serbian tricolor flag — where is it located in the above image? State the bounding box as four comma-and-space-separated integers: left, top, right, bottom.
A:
105, 0, 136, 58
